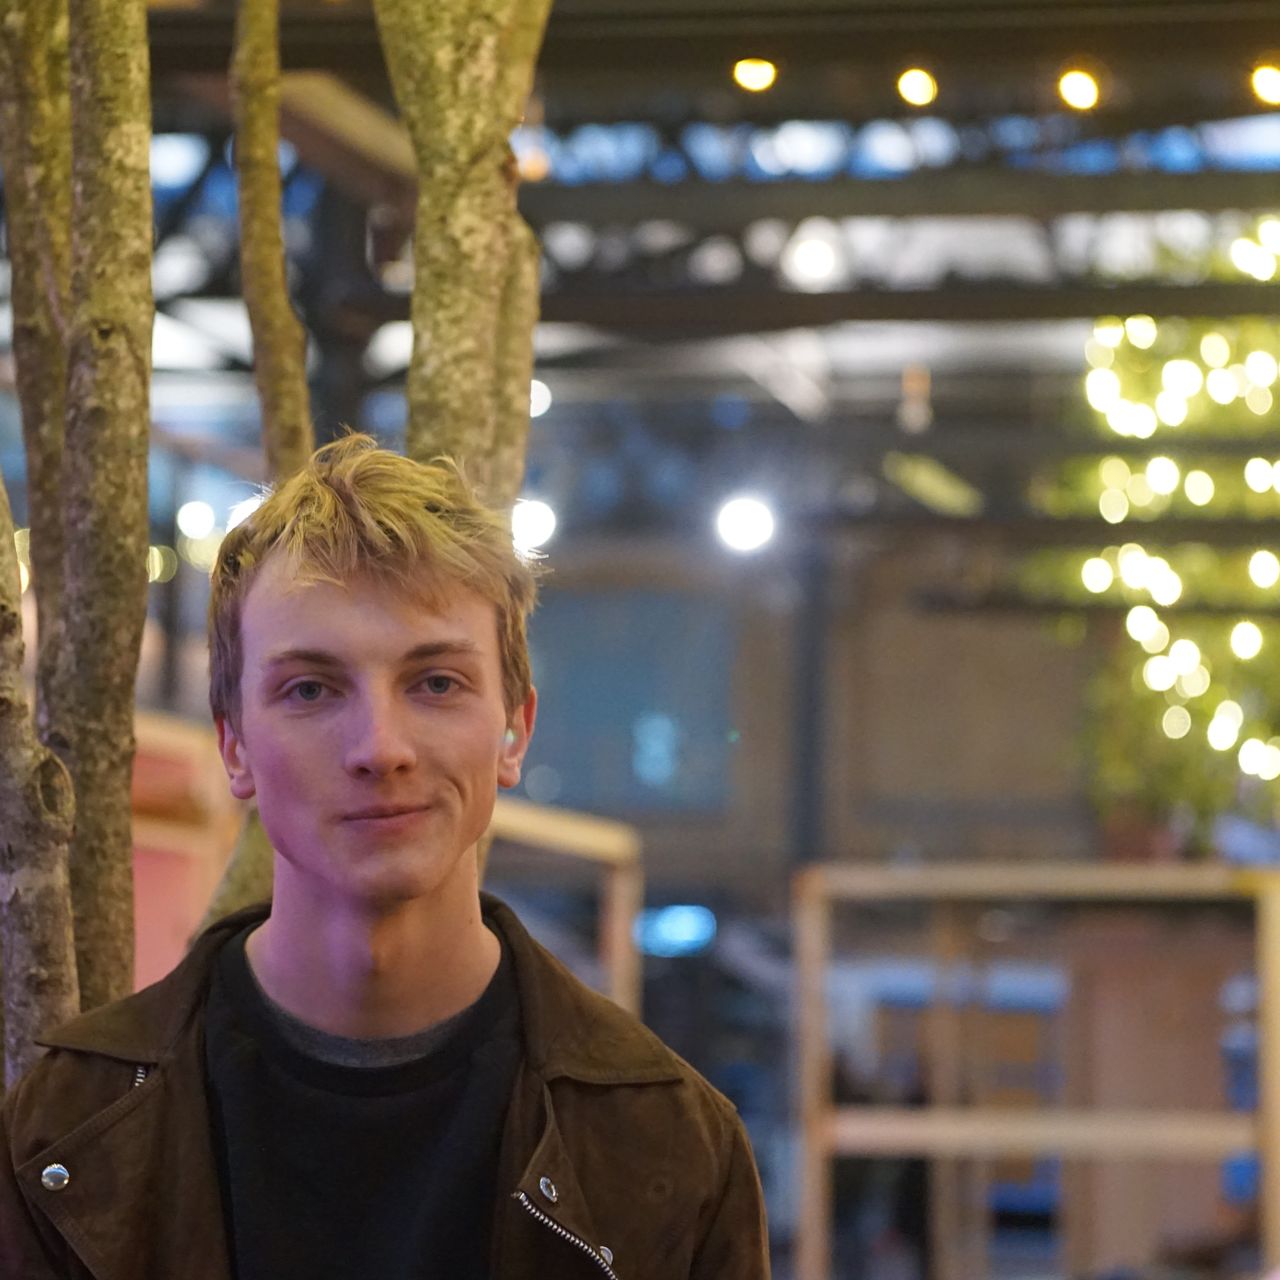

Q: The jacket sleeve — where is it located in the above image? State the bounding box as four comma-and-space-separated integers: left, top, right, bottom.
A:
689, 1111, 771, 1279
0, 1091, 71, 1279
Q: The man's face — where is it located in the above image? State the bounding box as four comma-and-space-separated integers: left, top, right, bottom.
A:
216, 553, 536, 910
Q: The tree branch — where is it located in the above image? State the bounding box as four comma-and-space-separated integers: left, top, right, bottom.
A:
63, 0, 155, 1010
0, 475, 79, 1088
232, 0, 314, 482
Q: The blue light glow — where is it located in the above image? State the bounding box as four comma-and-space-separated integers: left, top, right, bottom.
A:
634, 905, 718, 957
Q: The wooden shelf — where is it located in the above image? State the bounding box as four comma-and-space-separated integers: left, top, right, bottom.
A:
827, 1105, 1255, 1160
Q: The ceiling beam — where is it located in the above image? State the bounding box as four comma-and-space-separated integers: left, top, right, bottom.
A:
520, 169, 1280, 230
147, 3, 1280, 79
537, 281, 1280, 334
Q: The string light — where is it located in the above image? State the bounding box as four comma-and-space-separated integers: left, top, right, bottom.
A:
1231, 620, 1263, 660
1250, 550, 1280, 588
733, 58, 777, 92
897, 68, 938, 107
1059, 69, 1100, 111
1246, 457, 1274, 493
1252, 64, 1280, 106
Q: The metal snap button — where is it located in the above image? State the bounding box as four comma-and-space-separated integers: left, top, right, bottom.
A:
538, 1175, 558, 1203
41, 1164, 70, 1192
600, 1245, 614, 1265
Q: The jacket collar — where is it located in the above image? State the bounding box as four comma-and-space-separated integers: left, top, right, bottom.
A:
40, 894, 682, 1087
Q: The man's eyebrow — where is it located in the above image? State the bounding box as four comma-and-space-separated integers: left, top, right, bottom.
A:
262, 640, 482, 671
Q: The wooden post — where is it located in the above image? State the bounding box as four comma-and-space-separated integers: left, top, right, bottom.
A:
794, 865, 832, 1280
1256, 873, 1280, 1270
927, 903, 969, 1280
601, 860, 644, 1016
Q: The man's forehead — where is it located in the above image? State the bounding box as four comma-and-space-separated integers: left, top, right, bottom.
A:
241, 555, 499, 650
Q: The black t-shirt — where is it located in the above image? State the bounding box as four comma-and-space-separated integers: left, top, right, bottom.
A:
203, 925, 522, 1280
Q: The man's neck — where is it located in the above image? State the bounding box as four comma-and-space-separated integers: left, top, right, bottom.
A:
244, 863, 500, 1040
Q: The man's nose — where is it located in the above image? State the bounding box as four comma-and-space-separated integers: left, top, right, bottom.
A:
342, 693, 417, 777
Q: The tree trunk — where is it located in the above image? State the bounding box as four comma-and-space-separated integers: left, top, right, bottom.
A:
0, 477, 79, 1088
0, 0, 80, 1089
488, 216, 540, 508
232, 0, 314, 482
370, 0, 551, 482
0, 0, 74, 759
62, 0, 154, 1011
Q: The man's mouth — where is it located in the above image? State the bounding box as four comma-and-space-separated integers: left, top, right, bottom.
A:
343, 804, 429, 821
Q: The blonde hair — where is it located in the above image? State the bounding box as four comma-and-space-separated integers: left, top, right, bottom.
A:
208, 434, 539, 728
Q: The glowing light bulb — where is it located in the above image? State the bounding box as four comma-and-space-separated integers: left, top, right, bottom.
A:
1246, 457, 1273, 493
897, 68, 938, 107
733, 58, 778, 92
1086, 368, 1122, 411
511, 498, 557, 552
1162, 706, 1191, 740
1251, 549, 1280, 588
1145, 457, 1180, 496
176, 500, 216, 540
1099, 490, 1129, 523
1099, 456, 1130, 489
1246, 351, 1278, 387
1143, 655, 1177, 692
1184, 470, 1215, 506
1124, 315, 1157, 349
1081, 557, 1113, 593
1231, 620, 1264, 660
1162, 360, 1204, 397
1253, 64, 1280, 105
1125, 604, 1159, 643
1059, 69, 1100, 111
1201, 333, 1230, 368
716, 495, 776, 552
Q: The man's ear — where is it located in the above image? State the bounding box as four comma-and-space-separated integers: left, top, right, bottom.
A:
497, 688, 537, 789
216, 714, 257, 802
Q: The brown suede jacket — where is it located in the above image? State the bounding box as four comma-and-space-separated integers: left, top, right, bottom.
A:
1, 896, 770, 1280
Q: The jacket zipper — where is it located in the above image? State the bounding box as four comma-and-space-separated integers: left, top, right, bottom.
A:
133, 1065, 148, 1088
512, 1190, 619, 1279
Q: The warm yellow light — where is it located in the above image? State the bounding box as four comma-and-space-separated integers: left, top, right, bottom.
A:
1099, 456, 1130, 489
1251, 549, 1280, 588
1184, 470, 1215, 506
1145, 457, 1180, 496
897, 68, 938, 107
1217, 700, 1245, 728
1209, 714, 1241, 752
1247, 385, 1275, 417
1099, 489, 1129, 523
1246, 350, 1279, 386
1162, 360, 1204, 398
1081, 557, 1113, 593
1125, 474, 1153, 506
1168, 638, 1201, 675
1118, 546, 1150, 590
1207, 368, 1238, 405
1259, 744, 1280, 782
1125, 604, 1159, 642
1085, 339, 1115, 369
1232, 619, 1264, 660
1201, 333, 1230, 368
1230, 237, 1277, 281
1143, 655, 1177, 692
1162, 705, 1192, 740
1178, 665, 1211, 699
1124, 315, 1157, 349
1155, 392, 1188, 427
1086, 368, 1122, 411
1148, 565, 1182, 607
1093, 318, 1125, 348
1260, 219, 1280, 254
1140, 620, 1170, 654
1246, 457, 1274, 493
733, 58, 778, 92
1059, 69, 1100, 111
1240, 737, 1269, 775
1106, 401, 1157, 439
1253, 64, 1280, 106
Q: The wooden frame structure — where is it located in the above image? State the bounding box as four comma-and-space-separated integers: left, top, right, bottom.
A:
487, 794, 645, 1016
794, 862, 1280, 1280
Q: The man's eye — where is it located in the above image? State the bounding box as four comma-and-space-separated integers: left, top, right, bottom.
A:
289, 681, 327, 702
422, 674, 456, 695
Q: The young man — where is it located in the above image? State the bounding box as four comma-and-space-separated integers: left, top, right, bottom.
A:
0, 436, 770, 1279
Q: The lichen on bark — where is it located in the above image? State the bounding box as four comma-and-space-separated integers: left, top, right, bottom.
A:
62, 0, 155, 1011
0, 477, 79, 1087
0, 0, 73, 759
232, 0, 314, 482
370, 0, 551, 491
